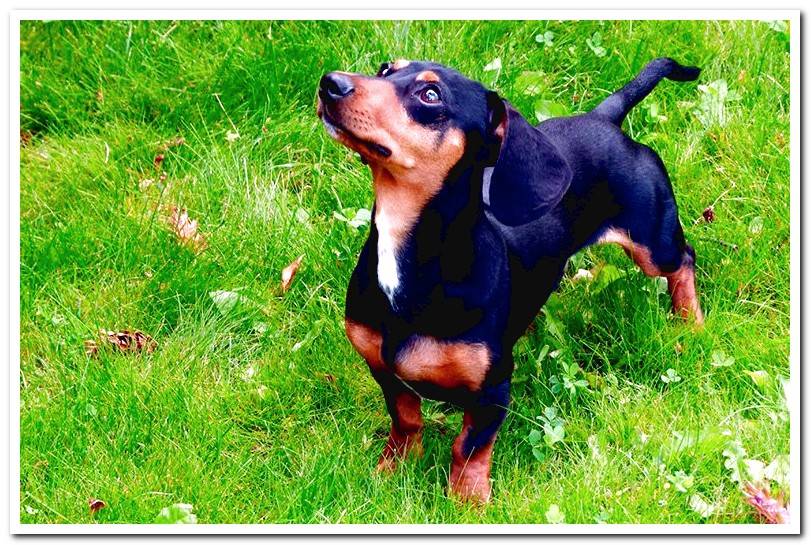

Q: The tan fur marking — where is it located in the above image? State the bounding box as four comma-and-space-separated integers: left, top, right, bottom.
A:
395, 337, 490, 391
668, 265, 704, 324
598, 228, 703, 323
345, 318, 384, 371
322, 74, 466, 264
392, 59, 410, 70
370, 136, 465, 255
598, 228, 662, 276
494, 111, 507, 141
449, 412, 495, 503
415, 70, 440, 82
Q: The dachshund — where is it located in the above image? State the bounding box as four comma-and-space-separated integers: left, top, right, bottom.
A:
317, 57, 703, 503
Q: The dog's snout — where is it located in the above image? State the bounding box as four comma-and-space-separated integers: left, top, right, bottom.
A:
320, 72, 355, 101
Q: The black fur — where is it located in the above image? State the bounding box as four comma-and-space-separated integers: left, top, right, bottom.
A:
332, 58, 700, 461
592, 57, 701, 125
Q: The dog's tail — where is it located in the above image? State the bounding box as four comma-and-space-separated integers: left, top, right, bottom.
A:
591, 57, 700, 126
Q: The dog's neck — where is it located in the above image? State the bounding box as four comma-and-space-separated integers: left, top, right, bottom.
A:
371, 166, 427, 306
370, 158, 486, 309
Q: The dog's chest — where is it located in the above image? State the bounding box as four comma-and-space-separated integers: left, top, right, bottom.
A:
345, 320, 491, 393
394, 336, 491, 392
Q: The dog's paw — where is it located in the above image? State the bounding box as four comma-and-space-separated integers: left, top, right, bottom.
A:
375, 455, 399, 474
448, 474, 492, 505
375, 434, 424, 473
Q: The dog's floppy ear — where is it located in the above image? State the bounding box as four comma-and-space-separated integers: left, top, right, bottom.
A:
484, 94, 572, 226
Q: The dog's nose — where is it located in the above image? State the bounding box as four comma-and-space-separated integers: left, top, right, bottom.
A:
320, 72, 355, 101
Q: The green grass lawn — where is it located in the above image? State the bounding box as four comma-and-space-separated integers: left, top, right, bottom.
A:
19, 19, 791, 524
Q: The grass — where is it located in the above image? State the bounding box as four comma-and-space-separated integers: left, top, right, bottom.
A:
19, 19, 791, 524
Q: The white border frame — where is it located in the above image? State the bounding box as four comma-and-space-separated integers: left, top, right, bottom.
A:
10, 9, 801, 535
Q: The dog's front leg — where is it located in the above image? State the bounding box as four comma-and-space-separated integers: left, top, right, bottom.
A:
449, 380, 510, 504
371, 370, 424, 472
345, 318, 423, 471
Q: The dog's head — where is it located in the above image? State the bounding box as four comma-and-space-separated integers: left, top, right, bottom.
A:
316, 59, 571, 225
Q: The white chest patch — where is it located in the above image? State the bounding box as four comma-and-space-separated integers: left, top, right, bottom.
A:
375, 209, 401, 306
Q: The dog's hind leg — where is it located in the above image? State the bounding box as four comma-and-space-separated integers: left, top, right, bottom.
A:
598, 152, 704, 324
665, 244, 703, 324
599, 226, 703, 325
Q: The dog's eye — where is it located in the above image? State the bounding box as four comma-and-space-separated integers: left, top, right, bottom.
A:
377, 62, 393, 77
418, 86, 441, 104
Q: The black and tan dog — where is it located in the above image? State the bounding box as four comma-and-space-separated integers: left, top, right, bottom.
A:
316, 57, 704, 503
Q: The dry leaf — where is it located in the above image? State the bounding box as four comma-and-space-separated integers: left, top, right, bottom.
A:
99, 329, 157, 354
154, 154, 165, 168
774, 132, 786, 148
88, 498, 106, 514
84, 340, 99, 357
161, 136, 185, 150
95, 89, 104, 103
572, 268, 594, 283
20, 130, 33, 147
743, 482, 790, 524
139, 178, 154, 191
226, 131, 240, 143
281, 255, 304, 293
168, 206, 207, 251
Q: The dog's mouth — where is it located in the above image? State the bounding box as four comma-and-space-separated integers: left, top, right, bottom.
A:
318, 103, 392, 160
